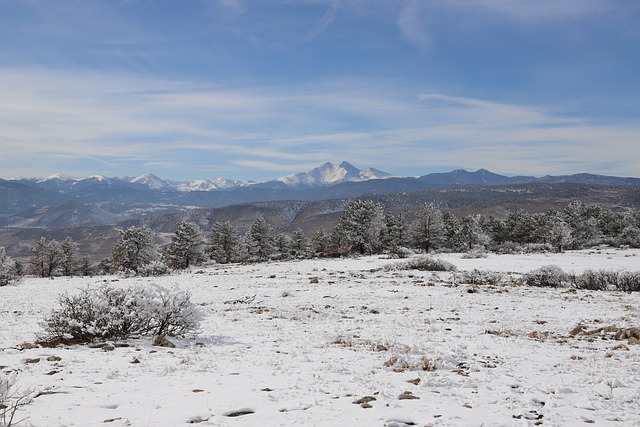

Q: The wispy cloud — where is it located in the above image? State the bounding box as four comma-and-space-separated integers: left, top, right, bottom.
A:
304, 0, 341, 42
397, 0, 429, 51
0, 68, 638, 180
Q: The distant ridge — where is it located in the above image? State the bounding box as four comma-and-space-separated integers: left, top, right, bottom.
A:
6, 162, 639, 194
2, 162, 640, 231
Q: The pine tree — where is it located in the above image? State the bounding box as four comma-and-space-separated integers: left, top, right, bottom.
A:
311, 229, 329, 256
0, 247, 18, 286
460, 214, 490, 250
28, 237, 64, 277
382, 213, 407, 254
272, 233, 291, 260
77, 255, 95, 277
244, 217, 274, 262
208, 221, 240, 264
111, 226, 158, 274
549, 217, 572, 253
331, 200, 384, 255
60, 236, 78, 276
289, 229, 310, 259
410, 203, 444, 253
164, 221, 206, 269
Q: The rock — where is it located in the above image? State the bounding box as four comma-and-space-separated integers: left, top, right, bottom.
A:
24, 358, 41, 364
46, 355, 61, 362
102, 344, 115, 351
398, 393, 420, 400
407, 378, 421, 385
629, 337, 640, 345
309, 277, 319, 284
353, 396, 377, 405
153, 335, 176, 348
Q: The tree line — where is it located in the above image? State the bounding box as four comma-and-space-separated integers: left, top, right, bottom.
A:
1, 199, 639, 283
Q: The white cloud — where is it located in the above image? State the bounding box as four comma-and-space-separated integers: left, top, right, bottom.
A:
397, 0, 429, 51
0, 68, 638, 179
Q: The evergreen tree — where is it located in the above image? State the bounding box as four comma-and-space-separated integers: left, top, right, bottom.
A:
442, 212, 463, 250
28, 237, 64, 277
245, 217, 274, 262
331, 200, 384, 255
272, 233, 291, 260
289, 229, 310, 259
311, 229, 329, 256
77, 255, 95, 277
208, 221, 240, 264
0, 247, 18, 286
460, 214, 490, 250
164, 221, 206, 269
410, 203, 444, 252
549, 217, 573, 253
111, 226, 158, 274
382, 213, 407, 254
60, 236, 78, 276
563, 201, 602, 248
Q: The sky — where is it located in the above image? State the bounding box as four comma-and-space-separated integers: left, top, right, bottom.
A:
1, 0, 639, 182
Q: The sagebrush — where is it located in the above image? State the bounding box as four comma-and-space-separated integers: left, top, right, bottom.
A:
386, 256, 457, 272
42, 283, 202, 343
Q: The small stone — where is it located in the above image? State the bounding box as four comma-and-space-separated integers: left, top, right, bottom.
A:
353, 396, 377, 405
360, 403, 373, 409
398, 393, 420, 400
629, 337, 640, 345
407, 378, 421, 385
47, 355, 62, 362
153, 335, 176, 348
24, 358, 41, 364
102, 344, 115, 351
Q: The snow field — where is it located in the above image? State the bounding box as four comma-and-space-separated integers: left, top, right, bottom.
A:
1, 250, 640, 426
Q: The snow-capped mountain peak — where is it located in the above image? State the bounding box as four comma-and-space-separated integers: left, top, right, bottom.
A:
130, 173, 173, 190
42, 172, 78, 182
274, 161, 392, 188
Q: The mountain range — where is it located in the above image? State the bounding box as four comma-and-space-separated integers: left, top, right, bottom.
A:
1, 161, 639, 232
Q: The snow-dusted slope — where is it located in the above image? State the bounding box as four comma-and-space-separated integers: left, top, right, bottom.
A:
1, 250, 639, 426
274, 161, 392, 188
130, 173, 174, 190
176, 178, 245, 192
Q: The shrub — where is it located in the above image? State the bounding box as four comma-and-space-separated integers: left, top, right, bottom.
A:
523, 265, 569, 288
1, 373, 32, 426
616, 271, 640, 292
386, 256, 457, 272
574, 270, 616, 291
455, 269, 504, 286
0, 247, 19, 287
461, 248, 488, 259
42, 283, 202, 343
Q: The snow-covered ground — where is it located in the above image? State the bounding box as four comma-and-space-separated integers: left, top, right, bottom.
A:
1, 249, 640, 426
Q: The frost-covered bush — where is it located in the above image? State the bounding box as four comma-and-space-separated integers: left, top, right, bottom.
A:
42, 284, 201, 343
573, 269, 640, 292
461, 248, 488, 259
0, 247, 19, 287
386, 256, 457, 272
573, 270, 616, 291
616, 271, 640, 292
136, 261, 171, 277
523, 265, 570, 288
1, 372, 31, 426
455, 269, 504, 286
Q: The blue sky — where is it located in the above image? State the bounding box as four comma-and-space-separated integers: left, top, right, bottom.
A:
1, 0, 639, 181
